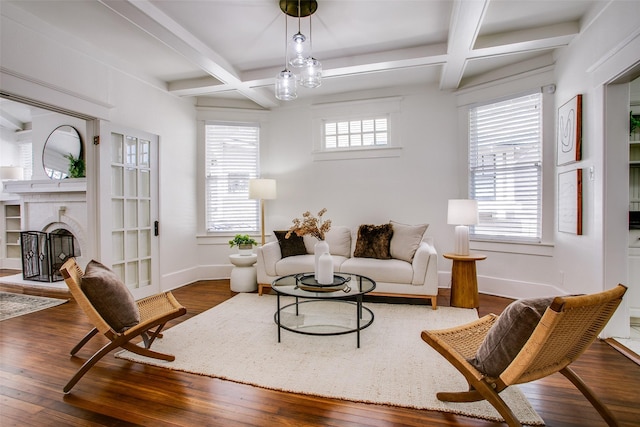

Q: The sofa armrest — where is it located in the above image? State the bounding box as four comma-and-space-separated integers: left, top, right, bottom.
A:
256, 241, 282, 282
411, 240, 438, 289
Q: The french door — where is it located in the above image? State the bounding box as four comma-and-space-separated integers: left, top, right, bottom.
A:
98, 123, 159, 299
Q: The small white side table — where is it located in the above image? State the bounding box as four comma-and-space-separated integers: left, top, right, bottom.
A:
229, 254, 258, 292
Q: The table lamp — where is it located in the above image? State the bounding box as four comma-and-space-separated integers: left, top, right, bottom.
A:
447, 199, 478, 256
249, 178, 277, 246
0, 166, 24, 181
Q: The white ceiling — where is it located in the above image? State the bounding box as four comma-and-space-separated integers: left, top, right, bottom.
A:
1, 0, 606, 109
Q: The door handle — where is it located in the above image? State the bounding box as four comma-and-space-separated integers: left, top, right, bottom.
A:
154, 221, 159, 236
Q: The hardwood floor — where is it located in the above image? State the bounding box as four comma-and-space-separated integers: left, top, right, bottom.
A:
1, 272, 639, 426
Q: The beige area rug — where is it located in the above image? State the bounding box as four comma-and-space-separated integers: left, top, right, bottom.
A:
0, 291, 68, 321
116, 293, 544, 425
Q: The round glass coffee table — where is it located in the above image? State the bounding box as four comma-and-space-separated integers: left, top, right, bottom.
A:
271, 272, 376, 348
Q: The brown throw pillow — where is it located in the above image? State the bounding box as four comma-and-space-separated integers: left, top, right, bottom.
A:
467, 297, 553, 377
353, 224, 393, 259
274, 230, 307, 258
81, 260, 140, 332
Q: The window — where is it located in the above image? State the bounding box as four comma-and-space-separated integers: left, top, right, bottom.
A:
323, 117, 388, 149
205, 122, 259, 232
469, 92, 542, 242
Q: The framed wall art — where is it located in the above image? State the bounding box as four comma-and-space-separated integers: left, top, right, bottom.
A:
558, 168, 583, 235
557, 94, 582, 166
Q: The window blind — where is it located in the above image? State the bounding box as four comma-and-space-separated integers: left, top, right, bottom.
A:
469, 93, 542, 241
205, 123, 259, 232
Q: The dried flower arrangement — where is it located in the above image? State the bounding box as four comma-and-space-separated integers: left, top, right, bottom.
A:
285, 208, 332, 241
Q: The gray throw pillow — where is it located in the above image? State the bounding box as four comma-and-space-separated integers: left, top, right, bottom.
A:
81, 260, 140, 332
389, 221, 428, 262
274, 230, 307, 258
353, 224, 393, 259
467, 297, 553, 377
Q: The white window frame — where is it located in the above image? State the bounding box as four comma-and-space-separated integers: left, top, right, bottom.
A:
204, 121, 260, 233
468, 91, 543, 243
312, 97, 403, 161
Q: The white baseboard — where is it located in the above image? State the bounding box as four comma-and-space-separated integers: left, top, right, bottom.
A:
161, 264, 233, 292
438, 271, 564, 300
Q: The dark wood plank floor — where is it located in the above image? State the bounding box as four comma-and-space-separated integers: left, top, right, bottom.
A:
1, 270, 639, 426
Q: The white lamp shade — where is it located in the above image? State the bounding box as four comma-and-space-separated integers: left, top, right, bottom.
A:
249, 179, 277, 200
447, 199, 478, 225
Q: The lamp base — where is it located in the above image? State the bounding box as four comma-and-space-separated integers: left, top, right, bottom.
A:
453, 225, 470, 256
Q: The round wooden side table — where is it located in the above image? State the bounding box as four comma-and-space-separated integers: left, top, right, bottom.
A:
443, 253, 487, 309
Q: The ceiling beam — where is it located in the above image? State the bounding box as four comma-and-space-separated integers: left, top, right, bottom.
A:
99, 0, 278, 108
440, 0, 489, 90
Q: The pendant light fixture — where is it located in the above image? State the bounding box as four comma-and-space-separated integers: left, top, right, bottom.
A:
275, 0, 321, 100
299, 13, 322, 88
288, 0, 310, 68
275, 7, 297, 101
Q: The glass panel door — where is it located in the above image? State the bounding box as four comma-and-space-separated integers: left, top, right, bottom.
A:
101, 124, 159, 299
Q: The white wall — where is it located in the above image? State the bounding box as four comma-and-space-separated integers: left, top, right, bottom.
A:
552, 0, 640, 336
1, 10, 199, 291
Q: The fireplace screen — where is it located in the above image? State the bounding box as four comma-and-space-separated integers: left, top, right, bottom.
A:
21, 230, 78, 282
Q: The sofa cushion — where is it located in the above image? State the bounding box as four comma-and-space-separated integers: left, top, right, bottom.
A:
341, 257, 413, 284
353, 223, 393, 259
274, 230, 307, 258
81, 260, 140, 332
303, 226, 352, 258
467, 297, 554, 377
389, 221, 429, 262
275, 254, 348, 276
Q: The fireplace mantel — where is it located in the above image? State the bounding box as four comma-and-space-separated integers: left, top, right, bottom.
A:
3, 178, 86, 195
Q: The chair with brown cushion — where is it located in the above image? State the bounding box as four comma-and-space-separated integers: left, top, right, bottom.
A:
60, 258, 187, 393
421, 284, 627, 427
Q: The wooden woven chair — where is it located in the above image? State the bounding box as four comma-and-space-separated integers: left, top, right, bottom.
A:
60, 258, 187, 393
421, 284, 627, 427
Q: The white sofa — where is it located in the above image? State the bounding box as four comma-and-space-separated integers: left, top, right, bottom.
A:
255, 224, 438, 309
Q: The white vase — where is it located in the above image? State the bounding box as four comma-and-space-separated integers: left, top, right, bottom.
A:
317, 252, 334, 285
314, 240, 330, 281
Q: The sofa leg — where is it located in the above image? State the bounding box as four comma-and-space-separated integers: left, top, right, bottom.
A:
258, 283, 270, 296
431, 296, 437, 310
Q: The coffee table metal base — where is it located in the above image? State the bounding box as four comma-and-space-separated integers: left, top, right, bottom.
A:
275, 296, 374, 348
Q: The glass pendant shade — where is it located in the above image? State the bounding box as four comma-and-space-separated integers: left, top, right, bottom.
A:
300, 57, 322, 88
288, 32, 310, 68
275, 69, 297, 100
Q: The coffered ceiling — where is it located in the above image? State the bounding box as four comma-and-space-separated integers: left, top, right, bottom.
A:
2, 0, 604, 109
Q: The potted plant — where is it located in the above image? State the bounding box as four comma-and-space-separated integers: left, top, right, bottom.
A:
229, 234, 257, 255
64, 153, 85, 178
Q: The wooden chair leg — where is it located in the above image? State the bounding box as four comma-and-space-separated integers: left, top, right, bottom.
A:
472, 381, 522, 427
64, 341, 120, 393
70, 328, 99, 355
560, 367, 619, 427
437, 389, 485, 403
437, 380, 522, 427
430, 296, 438, 310
121, 341, 175, 361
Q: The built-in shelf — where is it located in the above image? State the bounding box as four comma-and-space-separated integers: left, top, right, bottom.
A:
3, 203, 22, 260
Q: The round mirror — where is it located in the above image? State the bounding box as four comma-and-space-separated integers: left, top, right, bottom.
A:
43, 125, 84, 179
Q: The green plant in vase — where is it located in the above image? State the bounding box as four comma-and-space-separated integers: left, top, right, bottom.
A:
229, 234, 257, 254
64, 153, 85, 178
